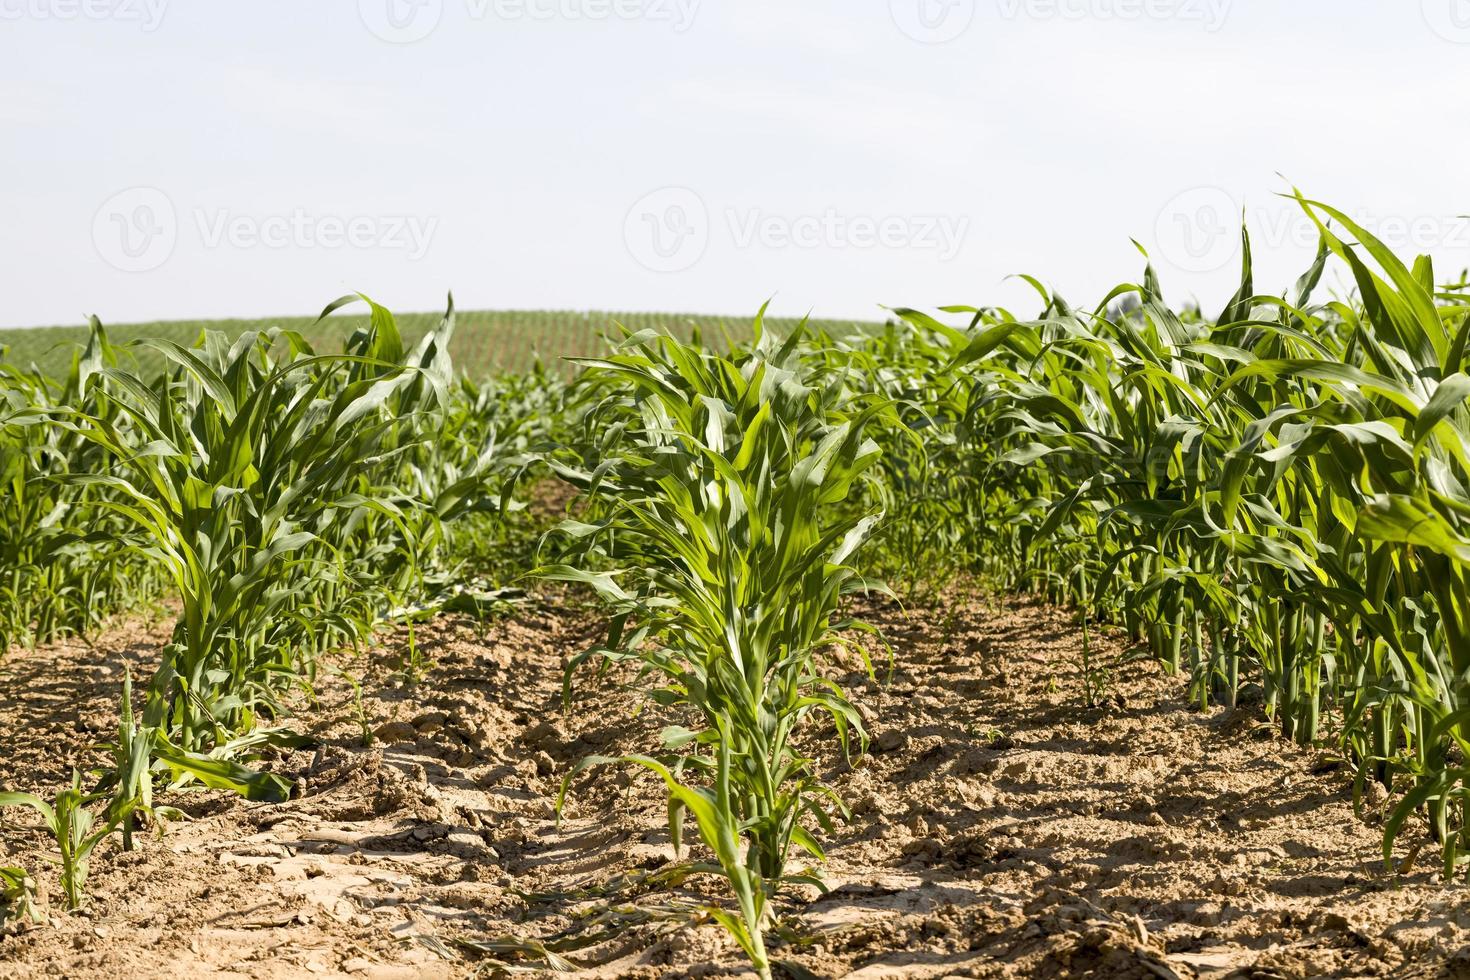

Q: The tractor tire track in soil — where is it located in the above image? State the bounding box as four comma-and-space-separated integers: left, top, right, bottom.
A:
0, 593, 1463, 978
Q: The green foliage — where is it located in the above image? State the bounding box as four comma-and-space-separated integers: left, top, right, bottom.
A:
48, 299, 440, 753
0, 865, 43, 930
0, 328, 164, 650
891, 192, 1470, 878
546, 313, 895, 978
2, 310, 878, 382
0, 774, 121, 910
13, 196, 1470, 941
0, 294, 549, 910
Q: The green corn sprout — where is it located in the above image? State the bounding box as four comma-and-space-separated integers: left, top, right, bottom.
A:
0, 773, 122, 911
0, 866, 44, 930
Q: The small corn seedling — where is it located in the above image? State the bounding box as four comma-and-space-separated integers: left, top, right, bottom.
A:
0, 866, 44, 931
0, 773, 123, 911
546, 314, 894, 979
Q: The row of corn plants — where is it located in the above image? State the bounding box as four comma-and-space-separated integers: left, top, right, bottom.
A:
431, 200, 1470, 973
860, 193, 1470, 879
0, 296, 546, 909
1, 328, 166, 651
9, 193, 1470, 964
542, 315, 898, 978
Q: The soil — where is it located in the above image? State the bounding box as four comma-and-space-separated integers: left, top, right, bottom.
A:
0, 591, 1465, 979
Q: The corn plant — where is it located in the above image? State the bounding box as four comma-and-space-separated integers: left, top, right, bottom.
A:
0, 866, 43, 930
0, 774, 122, 910
48, 299, 440, 758
547, 315, 893, 978
812, 317, 987, 600
0, 327, 162, 652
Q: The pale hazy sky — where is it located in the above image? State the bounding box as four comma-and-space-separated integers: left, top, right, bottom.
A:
2, 1, 1468, 328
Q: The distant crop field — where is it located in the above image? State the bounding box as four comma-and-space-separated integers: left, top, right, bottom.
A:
0, 308, 881, 379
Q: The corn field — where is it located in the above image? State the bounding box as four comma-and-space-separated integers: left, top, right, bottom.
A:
3, 310, 877, 383
5, 196, 1470, 975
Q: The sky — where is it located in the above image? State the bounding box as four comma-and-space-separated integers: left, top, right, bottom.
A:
2, 1, 1469, 329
